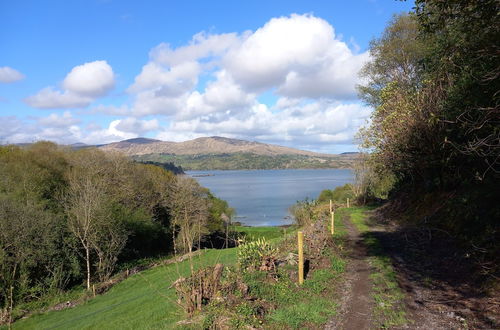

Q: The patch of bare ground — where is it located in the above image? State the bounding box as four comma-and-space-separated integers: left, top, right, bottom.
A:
366, 210, 499, 329
325, 214, 374, 330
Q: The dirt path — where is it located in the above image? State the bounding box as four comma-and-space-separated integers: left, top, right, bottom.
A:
371, 224, 499, 329
325, 214, 374, 330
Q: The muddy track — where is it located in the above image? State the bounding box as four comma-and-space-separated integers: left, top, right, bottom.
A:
325, 214, 374, 330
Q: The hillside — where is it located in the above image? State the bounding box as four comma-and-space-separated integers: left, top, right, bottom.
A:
100, 136, 357, 170
100, 136, 332, 157
133, 153, 356, 170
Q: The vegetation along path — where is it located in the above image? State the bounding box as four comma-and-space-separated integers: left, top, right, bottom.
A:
327, 207, 498, 329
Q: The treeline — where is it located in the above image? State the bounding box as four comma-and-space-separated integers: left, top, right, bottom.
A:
0, 142, 233, 317
355, 1, 499, 275
134, 153, 356, 170
137, 160, 184, 175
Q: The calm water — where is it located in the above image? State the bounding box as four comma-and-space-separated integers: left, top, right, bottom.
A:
188, 169, 353, 226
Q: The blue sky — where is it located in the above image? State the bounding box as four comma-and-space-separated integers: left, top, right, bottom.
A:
0, 0, 414, 153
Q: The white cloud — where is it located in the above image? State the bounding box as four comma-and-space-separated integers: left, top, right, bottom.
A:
38, 111, 81, 128
62, 61, 115, 97
25, 87, 92, 109
0, 66, 25, 83
224, 14, 369, 98
80, 120, 138, 144
155, 101, 371, 150
25, 60, 115, 109
128, 61, 200, 95
125, 13, 368, 121
115, 117, 160, 134
149, 32, 240, 67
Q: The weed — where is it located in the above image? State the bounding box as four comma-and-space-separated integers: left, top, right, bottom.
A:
238, 238, 278, 271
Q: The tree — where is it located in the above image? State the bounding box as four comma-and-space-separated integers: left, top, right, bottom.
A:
170, 176, 209, 256
415, 0, 500, 180
357, 13, 445, 187
358, 13, 424, 109
63, 149, 127, 288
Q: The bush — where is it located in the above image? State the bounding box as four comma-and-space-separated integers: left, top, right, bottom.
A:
317, 184, 354, 204
237, 238, 277, 271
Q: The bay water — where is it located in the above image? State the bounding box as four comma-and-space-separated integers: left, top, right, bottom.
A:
188, 169, 353, 226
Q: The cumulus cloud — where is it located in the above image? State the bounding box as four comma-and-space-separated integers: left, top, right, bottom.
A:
128, 61, 200, 95
224, 14, 369, 98
0, 66, 25, 83
62, 61, 115, 97
149, 32, 240, 67
126, 13, 368, 120
25, 61, 115, 109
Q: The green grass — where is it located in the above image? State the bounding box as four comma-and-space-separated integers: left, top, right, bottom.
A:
269, 296, 337, 329
234, 225, 296, 242
10, 249, 237, 329
9, 226, 287, 329
346, 206, 373, 233
343, 206, 408, 328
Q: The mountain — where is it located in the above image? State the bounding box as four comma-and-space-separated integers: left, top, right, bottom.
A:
99, 136, 358, 170
101, 136, 332, 157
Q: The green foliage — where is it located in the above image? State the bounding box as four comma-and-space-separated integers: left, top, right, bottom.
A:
317, 184, 355, 204
289, 198, 316, 226
135, 160, 184, 174
206, 190, 234, 233
0, 142, 233, 322
237, 238, 277, 271
356, 3, 499, 271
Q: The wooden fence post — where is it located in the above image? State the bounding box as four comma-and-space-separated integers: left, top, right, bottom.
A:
347, 198, 350, 208
298, 231, 304, 285
329, 199, 332, 213
331, 211, 335, 235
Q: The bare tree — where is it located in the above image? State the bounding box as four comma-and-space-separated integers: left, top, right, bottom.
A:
170, 176, 208, 258
62, 149, 128, 288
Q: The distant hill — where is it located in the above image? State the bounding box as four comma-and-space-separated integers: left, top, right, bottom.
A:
102, 136, 333, 157
99, 136, 358, 170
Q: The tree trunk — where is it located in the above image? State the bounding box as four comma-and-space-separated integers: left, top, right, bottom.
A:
85, 245, 91, 290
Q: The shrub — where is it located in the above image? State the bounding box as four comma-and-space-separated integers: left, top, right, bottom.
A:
237, 238, 278, 271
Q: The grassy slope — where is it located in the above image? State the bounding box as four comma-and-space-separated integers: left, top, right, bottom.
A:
11, 227, 283, 330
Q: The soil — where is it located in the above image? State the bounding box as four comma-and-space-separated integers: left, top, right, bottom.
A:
325, 210, 499, 330
325, 214, 374, 330
368, 213, 500, 329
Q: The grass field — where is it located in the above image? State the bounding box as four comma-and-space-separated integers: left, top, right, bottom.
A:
234, 225, 293, 242
10, 226, 285, 329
